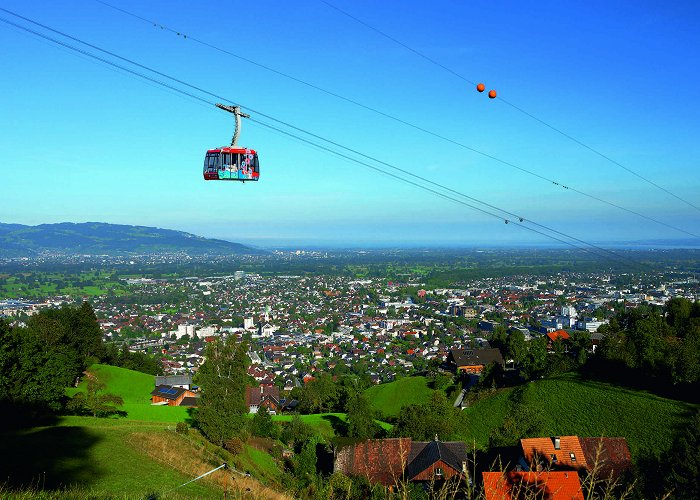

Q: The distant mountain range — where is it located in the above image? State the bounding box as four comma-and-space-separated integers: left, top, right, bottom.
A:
0, 222, 262, 257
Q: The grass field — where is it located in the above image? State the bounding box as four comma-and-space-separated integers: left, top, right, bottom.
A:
0, 418, 221, 498
2, 415, 290, 498
364, 376, 435, 417
457, 373, 698, 459
240, 444, 285, 483
0, 271, 127, 300
71, 364, 190, 422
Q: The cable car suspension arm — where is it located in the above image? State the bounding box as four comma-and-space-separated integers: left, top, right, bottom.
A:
215, 103, 250, 147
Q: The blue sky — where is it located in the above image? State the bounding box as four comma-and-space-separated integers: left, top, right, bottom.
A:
1, 0, 699, 247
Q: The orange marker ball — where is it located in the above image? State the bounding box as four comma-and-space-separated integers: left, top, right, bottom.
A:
476, 83, 485, 92
488, 89, 497, 99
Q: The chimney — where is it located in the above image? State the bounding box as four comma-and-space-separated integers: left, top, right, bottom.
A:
553, 436, 561, 450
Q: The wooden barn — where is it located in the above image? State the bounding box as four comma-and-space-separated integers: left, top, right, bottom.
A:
151, 385, 198, 407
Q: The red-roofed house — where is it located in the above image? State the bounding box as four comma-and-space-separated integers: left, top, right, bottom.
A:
546, 330, 570, 343
520, 436, 632, 483
483, 471, 584, 500
521, 436, 587, 471
579, 437, 632, 481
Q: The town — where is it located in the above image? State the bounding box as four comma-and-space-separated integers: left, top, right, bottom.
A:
3, 260, 697, 385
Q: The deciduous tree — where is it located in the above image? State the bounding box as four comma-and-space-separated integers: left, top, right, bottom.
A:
194, 337, 249, 445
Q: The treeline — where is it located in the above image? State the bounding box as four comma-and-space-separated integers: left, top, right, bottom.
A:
102, 343, 163, 376
0, 302, 103, 422
591, 297, 700, 398
0, 302, 162, 424
489, 327, 592, 383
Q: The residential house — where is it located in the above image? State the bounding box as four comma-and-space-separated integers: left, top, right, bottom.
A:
334, 438, 469, 487
520, 436, 632, 483
447, 348, 504, 374
482, 471, 584, 500
246, 384, 281, 414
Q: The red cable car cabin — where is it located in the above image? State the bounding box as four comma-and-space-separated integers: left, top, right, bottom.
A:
203, 146, 260, 181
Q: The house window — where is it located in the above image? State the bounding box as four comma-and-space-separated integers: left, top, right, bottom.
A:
435, 467, 444, 477
570, 452, 576, 462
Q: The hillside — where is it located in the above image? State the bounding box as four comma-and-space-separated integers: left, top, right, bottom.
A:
456, 373, 697, 460
0, 221, 262, 256
0, 415, 289, 498
0, 364, 291, 498
69, 364, 190, 422
364, 376, 435, 417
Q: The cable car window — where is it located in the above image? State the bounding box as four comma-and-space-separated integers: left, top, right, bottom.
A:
205, 153, 216, 170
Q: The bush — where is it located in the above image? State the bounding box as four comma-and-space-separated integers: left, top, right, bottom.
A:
176, 422, 188, 434
224, 437, 244, 455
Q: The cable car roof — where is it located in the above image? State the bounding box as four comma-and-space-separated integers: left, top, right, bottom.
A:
206, 146, 257, 154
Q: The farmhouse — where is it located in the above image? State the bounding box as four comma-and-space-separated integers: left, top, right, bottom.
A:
246, 384, 281, 414
334, 437, 469, 486
447, 348, 504, 374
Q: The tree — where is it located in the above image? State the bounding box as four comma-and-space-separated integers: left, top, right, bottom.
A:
568, 330, 592, 365
1, 319, 77, 415
490, 326, 508, 359
672, 326, 700, 384
665, 410, 700, 499
346, 393, 379, 439
489, 387, 545, 448
520, 336, 548, 379
294, 437, 319, 485
281, 414, 314, 449
392, 392, 458, 440
251, 407, 276, 438
27, 301, 104, 365
298, 373, 340, 414
194, 336, 249, 446
506, 330, 527, 366
68, 372, 124, 417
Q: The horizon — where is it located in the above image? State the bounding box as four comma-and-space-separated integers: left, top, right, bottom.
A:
3, 219, 700, 252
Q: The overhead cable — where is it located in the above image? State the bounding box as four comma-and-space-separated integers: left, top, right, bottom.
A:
84, 1, 700, 238
317, 0, 700, 213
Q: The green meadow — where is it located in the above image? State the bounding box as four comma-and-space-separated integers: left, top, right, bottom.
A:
364, 376, 435, 417
456, 373, 697, 459
0, 417, 221, 498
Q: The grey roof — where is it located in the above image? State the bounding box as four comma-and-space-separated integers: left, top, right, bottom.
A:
448, 348, 504, 367
180, 396, 199, 407
155, 375, 192, 386
406, 440, 467, 479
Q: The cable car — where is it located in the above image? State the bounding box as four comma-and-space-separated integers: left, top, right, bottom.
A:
203, 147, 259, 181
203, 103, 260, 182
